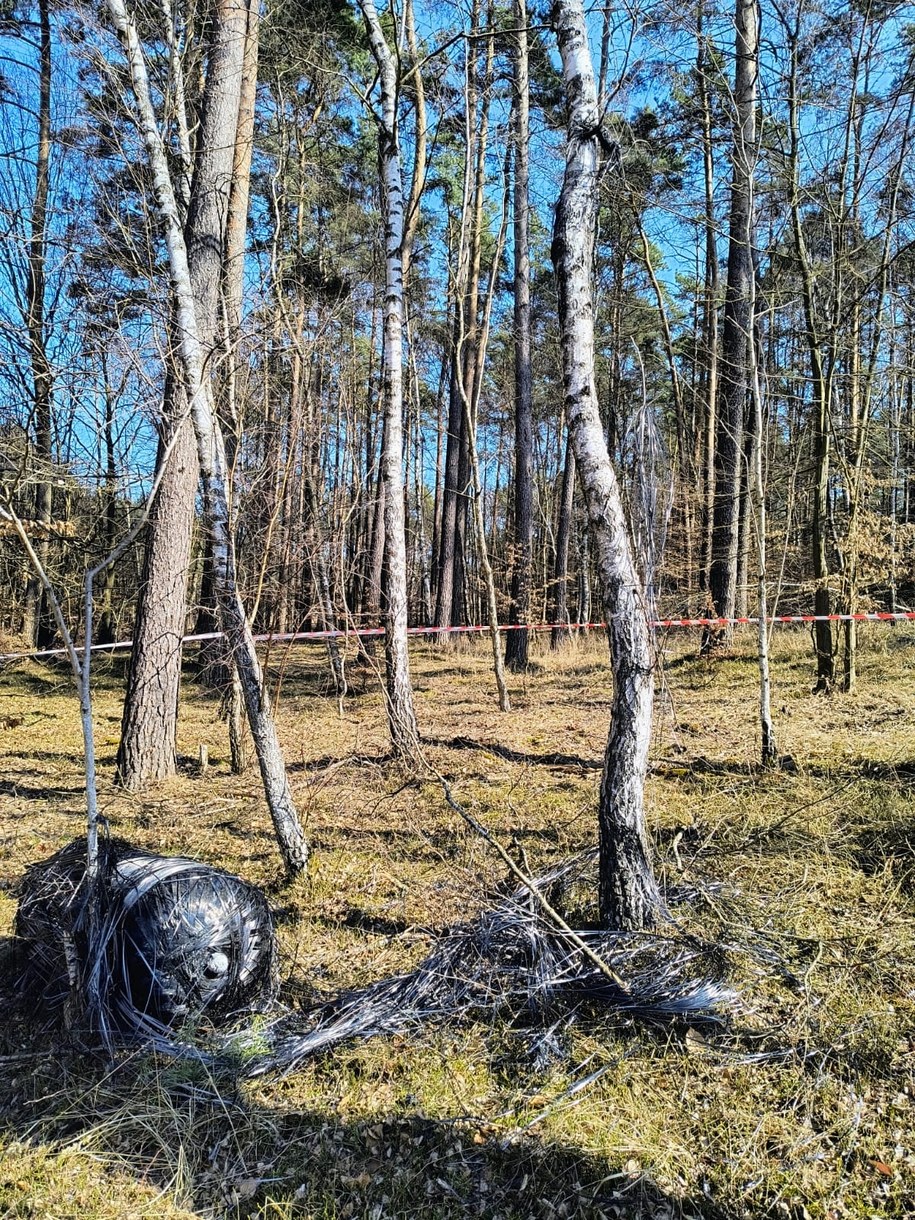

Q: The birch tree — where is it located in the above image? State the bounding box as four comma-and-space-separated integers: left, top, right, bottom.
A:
551, 0, 662, 929
105, 0, 308, 875
356, 0, 421, 764
117, 0, 250, 788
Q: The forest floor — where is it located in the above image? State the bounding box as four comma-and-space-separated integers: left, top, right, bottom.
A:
0, 627, 914, 1219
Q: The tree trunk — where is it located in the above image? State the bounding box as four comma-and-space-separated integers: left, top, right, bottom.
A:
434, 2, 486, 640
220, 0, 263, 771
117, 382, 198, 788
21, 0, 54, 650
118, 0, 250, 785
576, 522, 592, 628
505, 0, 533, 672
740, 62, 776, 764
785, 14, 833, 691
697, 0, 719, 600
434, 358, 462, 637
459, 143, 512, 712
550, 431, 575, 648
96, 357, 120, 646
358, 0, 421, 764
552, 0, 662, 931
107, 0, 308, 874
706, 0, 757, 650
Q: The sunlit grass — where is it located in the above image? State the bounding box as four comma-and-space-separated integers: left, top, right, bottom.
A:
1, 627, 914, 1217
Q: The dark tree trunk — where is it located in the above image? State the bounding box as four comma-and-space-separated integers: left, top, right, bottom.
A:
706, 0, 757, 649
118, 0, 251, 788
505, 0, 533, 672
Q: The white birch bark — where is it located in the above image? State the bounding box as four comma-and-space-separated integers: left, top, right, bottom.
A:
357, 0, 420, 762
119, 0, 248, 791
551, 0, 662, 929
106, 0, 308, 873
748, 291, 775, 763
737, 3, 775, 764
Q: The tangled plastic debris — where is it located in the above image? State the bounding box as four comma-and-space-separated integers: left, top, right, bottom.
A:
13, 838, 736, 1073
15, 837, 276, 1048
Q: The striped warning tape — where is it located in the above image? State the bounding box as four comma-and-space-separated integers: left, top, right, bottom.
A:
2, 611, 914, 663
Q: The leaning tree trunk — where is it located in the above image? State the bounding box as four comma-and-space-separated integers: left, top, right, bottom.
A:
552, 0, 662, 931
358, 0, 421, 764
118, 0, 250, 788
217, 0, 261, 769
107, 0, 308, 875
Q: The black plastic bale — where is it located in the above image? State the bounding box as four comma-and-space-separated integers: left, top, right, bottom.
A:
12, 841, 737, 1073
14, 837, 277, 1039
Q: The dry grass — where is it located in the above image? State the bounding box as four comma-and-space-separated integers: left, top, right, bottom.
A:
1, 627, 914, 1219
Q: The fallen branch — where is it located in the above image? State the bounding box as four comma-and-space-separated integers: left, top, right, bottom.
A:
438, 777, 631, 992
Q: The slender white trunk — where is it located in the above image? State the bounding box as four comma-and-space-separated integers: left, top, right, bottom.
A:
358, 0, 420, 763
106, 0, 308, 873
552, 0, 661, 929
748, 297, 775, 763
739, 4, 775, 764
459, 150, 512, 713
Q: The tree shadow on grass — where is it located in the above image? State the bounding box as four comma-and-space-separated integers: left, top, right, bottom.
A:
0, 778, 87, 803
426, 735, 603, 774
0, 1025, 731, 1218
845, 813, 915, 884
0, 932, 751, 1219
286, 751, 393, 774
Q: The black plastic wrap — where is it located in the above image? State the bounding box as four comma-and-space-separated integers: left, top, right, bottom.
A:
15, 837, 277, 1041
14, 841, 735, 1073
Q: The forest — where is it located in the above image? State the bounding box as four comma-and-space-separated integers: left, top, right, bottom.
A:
1, 0, 914, 1217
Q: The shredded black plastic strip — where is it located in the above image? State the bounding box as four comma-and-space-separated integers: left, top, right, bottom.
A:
14, 839, 738, 1075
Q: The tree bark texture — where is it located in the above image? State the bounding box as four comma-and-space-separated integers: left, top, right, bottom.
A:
107, 0, 308, 874
551, 0, 662, 931
118, 0, 251, 786
707, 0, 757, 646
505, 0, 533, 671
116, 389, 198, 789
358, 0, 421, 763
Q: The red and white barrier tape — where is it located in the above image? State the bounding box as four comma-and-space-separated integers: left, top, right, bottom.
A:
2, 611, 914, 664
